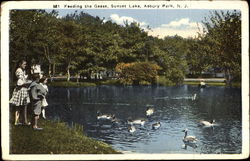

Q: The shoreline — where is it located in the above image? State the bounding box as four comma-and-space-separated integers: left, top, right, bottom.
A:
9, 115, 121, 154
47, 79, 241, 88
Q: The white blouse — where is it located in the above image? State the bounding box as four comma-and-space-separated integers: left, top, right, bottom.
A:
15, 68, 28, 86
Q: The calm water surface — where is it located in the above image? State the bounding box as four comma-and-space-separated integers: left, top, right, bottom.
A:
47, 85, 241, 154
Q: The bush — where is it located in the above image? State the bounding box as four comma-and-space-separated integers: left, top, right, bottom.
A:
157, 76, 175, 86
164, 67, 185, 85
115, 62, 161, 85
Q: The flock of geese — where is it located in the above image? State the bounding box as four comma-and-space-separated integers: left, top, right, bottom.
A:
96, 93, 217, 149
97, 107, 159, 133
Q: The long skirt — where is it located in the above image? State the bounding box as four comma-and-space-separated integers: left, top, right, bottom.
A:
10, 87, 30, 106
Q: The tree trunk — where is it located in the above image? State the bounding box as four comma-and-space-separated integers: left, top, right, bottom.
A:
48, 63, 52, 79
51, 63, 56, 82
225, 69, 232, 87
76, 72, 79, 83
67, 66, 70, 82
53, 63, 56, 76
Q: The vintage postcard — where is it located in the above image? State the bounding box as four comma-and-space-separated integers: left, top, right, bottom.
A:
1, 0, 249, 160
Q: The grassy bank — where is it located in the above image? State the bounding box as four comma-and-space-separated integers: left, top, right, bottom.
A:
48, 81, 96, 87
48, 79, 122, 87
183, 81, 241, 87
183, 81, 226, 86
10, 119, 121, 154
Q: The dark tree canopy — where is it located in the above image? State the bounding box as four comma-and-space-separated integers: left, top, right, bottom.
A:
9, 10, 241, 86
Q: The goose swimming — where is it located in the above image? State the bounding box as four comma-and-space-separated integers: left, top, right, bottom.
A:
128, 125, 136, 133
97, 111, 115, 121
192, 94, 197, 101
97, 114, 115, 120
182, 142, 198, 149
152, 122, 161, 130
111, 117, 124, 125
199, 119, 215, 127
127, 119, 146, 126
146, 107, 154, 116
182, 129, 197, 143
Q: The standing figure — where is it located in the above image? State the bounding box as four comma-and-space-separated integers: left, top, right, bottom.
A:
30, 58, 43, 79
10, 60, 31, 125
29, 73, 47, 130
39, 76, 49, 119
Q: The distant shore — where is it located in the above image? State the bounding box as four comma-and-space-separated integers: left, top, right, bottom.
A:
184, 78, 225, 82
46, 76, 240, 87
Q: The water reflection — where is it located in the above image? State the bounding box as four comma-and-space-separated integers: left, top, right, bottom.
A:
47, 85, 241, 154
182, 142, 198, 150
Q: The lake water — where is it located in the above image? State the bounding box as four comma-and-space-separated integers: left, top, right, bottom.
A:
46, 85, 242, 154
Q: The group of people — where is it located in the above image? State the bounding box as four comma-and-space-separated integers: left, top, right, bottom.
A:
9, 60, 49, 130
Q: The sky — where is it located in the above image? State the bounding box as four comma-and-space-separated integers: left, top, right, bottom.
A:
49, 9, 234, 39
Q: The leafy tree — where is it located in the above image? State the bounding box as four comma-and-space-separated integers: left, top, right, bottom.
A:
9, 10, 44, 81
10, 10, 62, 81
57, 16, 85, 81
186, 38, 213, 77
119, 22, 149, 63
31, 10, 61, 79
201, 10, 241, 85
10, 9, 241, 87
154, 36, 188, 85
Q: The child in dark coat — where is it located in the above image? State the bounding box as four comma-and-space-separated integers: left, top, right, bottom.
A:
29, 73, 47, 130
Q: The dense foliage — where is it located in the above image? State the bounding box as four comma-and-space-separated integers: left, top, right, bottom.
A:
202, 10, 241, 85
186, 10, 241, 85
9, 10, 241, 86
115, 62, 160, 85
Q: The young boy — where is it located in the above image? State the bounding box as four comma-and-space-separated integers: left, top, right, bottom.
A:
29, 73, 47, 130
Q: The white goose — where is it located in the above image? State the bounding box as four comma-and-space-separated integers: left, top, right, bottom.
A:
97, 111, 115, 121
182, 129, 197, 143
146, 107, 154, 116
191, 94, 197, 101
128, 125, 136, 133
127, 119, 146, 126
152, 122, 161, 130
199, 119, 215, 127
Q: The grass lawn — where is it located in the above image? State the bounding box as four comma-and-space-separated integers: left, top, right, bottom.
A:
183, 81, 241, 87
183, 81, 226, 86
10, 118, 121, 154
